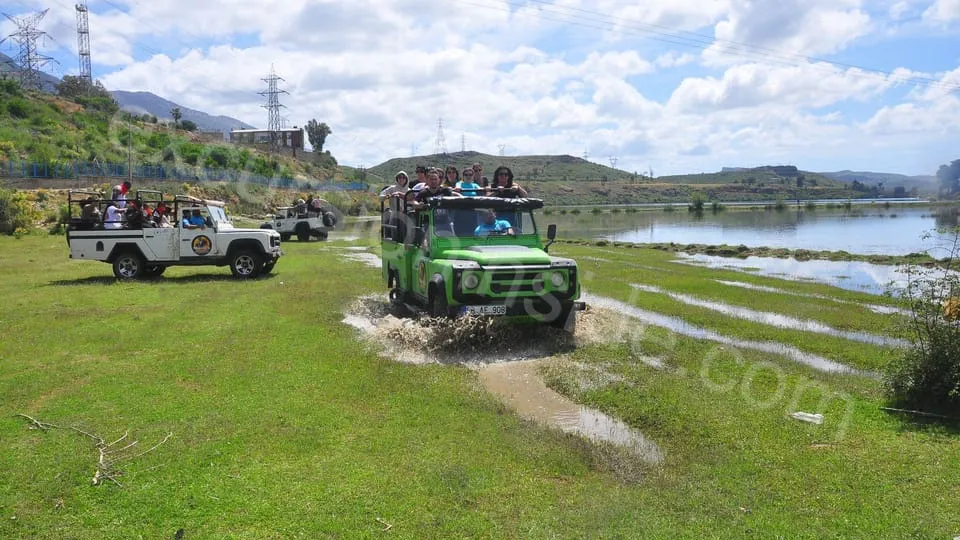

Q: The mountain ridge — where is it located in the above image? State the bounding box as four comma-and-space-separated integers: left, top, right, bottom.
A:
110, 90, 255, 133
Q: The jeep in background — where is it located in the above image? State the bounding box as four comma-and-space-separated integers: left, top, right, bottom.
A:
380, 195, 585, 332
66, 190, 282, 279
260, 202, 338, 241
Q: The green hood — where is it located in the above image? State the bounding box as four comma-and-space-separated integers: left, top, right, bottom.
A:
440, 246, 551, 266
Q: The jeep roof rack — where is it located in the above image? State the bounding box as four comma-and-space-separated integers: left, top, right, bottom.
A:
424, 196, 544, 211
173, 194, 225, 207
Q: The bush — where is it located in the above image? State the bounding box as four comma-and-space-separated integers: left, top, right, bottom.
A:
0, 188, 34, 234
805, 201, 817, 210
774, 197, 787, 211
711, 201, 724, 212
884, 230, 960, 415
7, 98, 30, 118
688, 192, 705, 212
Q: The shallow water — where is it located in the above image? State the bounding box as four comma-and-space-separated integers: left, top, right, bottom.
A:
629, 283, 908, 348
713, 279, 911, 316
581, 293, 864, 375
478, 360, 664, 465
674, 253, 914, 296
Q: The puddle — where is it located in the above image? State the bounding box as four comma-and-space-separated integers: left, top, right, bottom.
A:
629, 283, 908, 349
713, 279, 911, 316
339, 251, 382, 268
582, 293, 866, 375
478, 359, 664, 465
674, 253, 914, 296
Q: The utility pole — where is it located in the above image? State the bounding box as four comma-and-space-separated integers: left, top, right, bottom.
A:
127, 121, 133, 183
498, 144, 505, 156
1, 9, 57, 91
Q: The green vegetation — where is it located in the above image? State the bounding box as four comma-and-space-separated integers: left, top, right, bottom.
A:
1, 235, 956, 537
0, 79, 340, 185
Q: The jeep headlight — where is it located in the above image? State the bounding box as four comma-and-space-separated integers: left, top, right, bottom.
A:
550, 272, 565, 287
463, 273, 479, 290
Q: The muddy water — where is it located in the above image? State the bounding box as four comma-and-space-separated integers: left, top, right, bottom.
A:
341, 296, 665, 463
713, 279, 911, 316
629, 283, 908, 348
478, 360, 664, 465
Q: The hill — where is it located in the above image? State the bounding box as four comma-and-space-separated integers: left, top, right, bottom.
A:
367, 151, 636, 186
111, 90, 255, 133
0, 79, 344, 189
819, 170, 937, 194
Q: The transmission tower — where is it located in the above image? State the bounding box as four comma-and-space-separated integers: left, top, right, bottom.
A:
609, 156, 618, 169
258, 64, 288, 152
582, 149, 589, 160
498, 144, 505, 156
75, 2, 92, 86
434, 117, 447, 155
461, 133, 465, 153
1, 9, 57, 91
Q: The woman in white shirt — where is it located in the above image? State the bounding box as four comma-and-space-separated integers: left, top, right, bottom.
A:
379, 171, 410, 201
103, 188, 124, 229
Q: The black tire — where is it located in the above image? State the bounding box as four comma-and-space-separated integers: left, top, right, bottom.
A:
280, 233, 292, 242
260, 223, 273, 230
112, 251, 145, 280
311, 230, 329, 240
322, 212, 337, 228
143, 264, 166, 278
262, 261, 276, 275
429, 289, 450, 318
230, 250, 263, 278
295, 223, 310, 242
550, 305, 576, 333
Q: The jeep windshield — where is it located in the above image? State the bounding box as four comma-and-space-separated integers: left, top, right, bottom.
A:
208, 206, 230, 224
434, 208, 537, 238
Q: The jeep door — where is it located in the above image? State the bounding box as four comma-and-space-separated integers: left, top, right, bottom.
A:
178, 210, 218, 260
142, 226, 178, 260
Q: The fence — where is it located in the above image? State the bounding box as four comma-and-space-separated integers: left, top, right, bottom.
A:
0, 160, 369, 192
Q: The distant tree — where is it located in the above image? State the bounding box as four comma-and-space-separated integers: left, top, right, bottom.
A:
305, 119, 332, 152
171, 107, 182, 127
180, 119, 198, 132
893, 186, 907, 197
56, 76, 118, 114
936, 159, 960, 196
796, 174, 805, 188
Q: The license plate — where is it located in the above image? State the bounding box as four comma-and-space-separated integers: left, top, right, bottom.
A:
462, 305, 507, 316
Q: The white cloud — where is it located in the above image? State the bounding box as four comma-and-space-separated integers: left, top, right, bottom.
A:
922, 0, 960, 23
655, 51, 696, 68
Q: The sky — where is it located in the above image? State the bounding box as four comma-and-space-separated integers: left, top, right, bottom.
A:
1, 0, 959, 176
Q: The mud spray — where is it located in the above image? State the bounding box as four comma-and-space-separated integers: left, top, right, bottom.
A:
342, 295, 665, 473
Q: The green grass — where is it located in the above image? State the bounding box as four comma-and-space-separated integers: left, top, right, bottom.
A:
0, 234, 957, 537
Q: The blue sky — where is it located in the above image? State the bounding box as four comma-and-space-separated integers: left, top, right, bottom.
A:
1, 0, 958, 176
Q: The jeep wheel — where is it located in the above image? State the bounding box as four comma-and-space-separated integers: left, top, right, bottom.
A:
280, 233, 292, 242
550, 305, 576, 333
429, 290, 450, 318
113, 252, 145, 280
311, 230, 328, 240
230, 250, 263, 278
260, 223, 273, 230
262, 261, 276, 274
296, 223, 310, 242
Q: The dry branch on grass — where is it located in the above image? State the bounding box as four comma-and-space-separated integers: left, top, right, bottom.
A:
16, 413, 173, 487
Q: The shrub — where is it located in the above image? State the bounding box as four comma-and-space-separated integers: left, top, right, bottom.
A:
884, 229, 960, 416
805, 200, 816, 210
7, 98, 30, 118
774, 197, 787, 211
688, 192, 705, 212
711, 201, 724, 212
0, 188, 34, 234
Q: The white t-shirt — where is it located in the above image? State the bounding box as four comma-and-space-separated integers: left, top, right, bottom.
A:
104, 205, 124, 229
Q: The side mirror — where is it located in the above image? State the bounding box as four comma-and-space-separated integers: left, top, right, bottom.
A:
544, 223, 557, 252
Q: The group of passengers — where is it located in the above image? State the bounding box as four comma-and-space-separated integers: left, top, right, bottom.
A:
379, 162, 529, 203
289, 195, 327, 218
76, 181, 191, 230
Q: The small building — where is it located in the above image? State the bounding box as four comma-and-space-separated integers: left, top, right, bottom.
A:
195, 130, 227, 144
229, 127, 304, 150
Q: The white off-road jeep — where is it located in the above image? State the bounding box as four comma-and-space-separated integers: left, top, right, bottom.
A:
66, 190, 282, 279
260, 201, 338, 241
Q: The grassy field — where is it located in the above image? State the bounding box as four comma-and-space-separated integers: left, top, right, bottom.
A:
1, 233, 957, 538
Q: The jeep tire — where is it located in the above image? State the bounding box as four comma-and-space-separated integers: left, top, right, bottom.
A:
143, 264, 166, 278
429, 290, 450, 318
262, 261, 276, 274
113, 251, 145, 280
550, 305, 576, 333
230, 250, 263, 278
322, 212, 337, 228
280, 233, 292, 242
296, 223, 310, 242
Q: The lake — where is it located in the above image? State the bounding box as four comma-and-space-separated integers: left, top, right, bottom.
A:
544, 205, 960, 256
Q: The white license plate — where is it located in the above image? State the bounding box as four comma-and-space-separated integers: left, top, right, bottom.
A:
462, 305, 507, 316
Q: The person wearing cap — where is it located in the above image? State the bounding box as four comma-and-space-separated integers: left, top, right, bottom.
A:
380, 171, 410, 201
104, 187, 125, 229
112, 181, 131, 208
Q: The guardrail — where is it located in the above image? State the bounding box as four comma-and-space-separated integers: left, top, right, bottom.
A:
0, 160, 369, 191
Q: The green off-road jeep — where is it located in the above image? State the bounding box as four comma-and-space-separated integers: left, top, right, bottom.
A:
380, 194, 585, 331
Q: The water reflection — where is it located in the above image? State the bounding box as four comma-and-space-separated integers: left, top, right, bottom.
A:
674, 253, 913, 295
542, 206, 956, 256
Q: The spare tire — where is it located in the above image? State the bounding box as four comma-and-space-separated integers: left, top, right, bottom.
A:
322, 212, 337, 228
